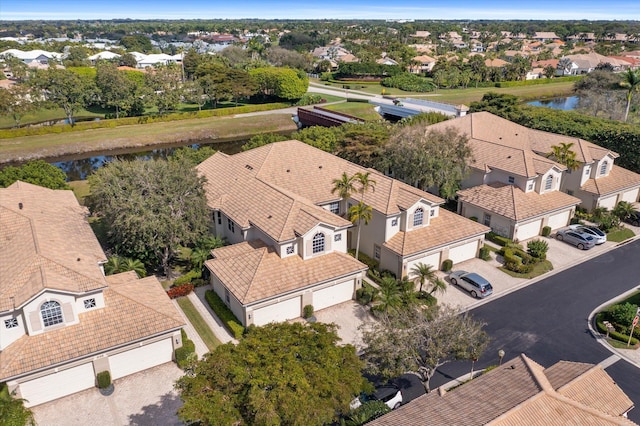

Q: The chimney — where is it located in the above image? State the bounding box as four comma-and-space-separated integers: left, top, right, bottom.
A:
18, 202, 23, 210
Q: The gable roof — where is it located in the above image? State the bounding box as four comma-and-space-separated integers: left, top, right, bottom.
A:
369, 354, 635, 426
196, 141, 443, 243
0, 182, 107, 312
581, 164, 640, 196
0, 272, 184, 381
457, 183, 581, 221
206, 240, 367, 304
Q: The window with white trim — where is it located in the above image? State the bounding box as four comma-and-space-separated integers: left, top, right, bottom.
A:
430, 209, 435, 217
483, 213, 491, 226
544, 175, 553, 191
585, 167, 590, 176
84, 298, 96, 309
508, 176, 515, 184
334, 233, 341, 242
312, 233, 325, 254
286, 246, 294, 255
41, 301, 63, 327
217, 211, 222, 225
329, 202, 339, 214
528, 181, 534, 191
413, 208, 424, 227
227, 218, 235, 233
4, 318, 18, 329
374, 245, 381, 260
391, 218, 398, 226
600, 162, 608, 175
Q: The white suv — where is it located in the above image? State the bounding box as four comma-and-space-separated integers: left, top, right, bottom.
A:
350, 384, 403, 410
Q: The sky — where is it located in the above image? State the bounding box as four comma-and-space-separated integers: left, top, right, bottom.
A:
1, 0, 639, 21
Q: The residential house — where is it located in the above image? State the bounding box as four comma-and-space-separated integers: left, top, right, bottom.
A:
444, 112, 640, 239
130, 51, 182, 69
408, 54, 436, 73
197, 141, 488, 326
87, 51, 121, 64
369, 354, 635, 425
0, 182, 184, 407
0, 48, 61, 65
562, 52, 633, 74
533, 32, 560, 42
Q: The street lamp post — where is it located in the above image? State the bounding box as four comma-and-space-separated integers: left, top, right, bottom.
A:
498, 349, 505, 366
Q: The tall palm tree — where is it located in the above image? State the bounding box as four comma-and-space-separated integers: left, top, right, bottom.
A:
372, 276, 402, 316
410, 262, 437, 293
620, 69, 640, 123
331, 172, 356, 214
354, 171, 376, 204
613, 201, 638, 222
428, 278, 448, 298
547, 142, 580, 171
349, 201, 372, 261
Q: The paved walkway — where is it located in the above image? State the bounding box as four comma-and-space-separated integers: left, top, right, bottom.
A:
171, 299, 208, 358
190, 288, 236, 344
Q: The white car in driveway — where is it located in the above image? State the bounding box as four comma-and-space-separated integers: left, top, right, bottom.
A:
568, 224, 606, 245
350, 384, 403, 410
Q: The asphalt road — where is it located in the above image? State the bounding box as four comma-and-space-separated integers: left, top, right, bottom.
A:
431, 238, 640, 423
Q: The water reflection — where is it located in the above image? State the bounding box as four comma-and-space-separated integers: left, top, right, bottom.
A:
527, 96, 579, 111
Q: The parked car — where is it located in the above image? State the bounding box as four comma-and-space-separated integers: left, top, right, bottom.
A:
623, 211, 640, 227
350, 384, 403, 410
555, 229, 596, 250
449, 271, 493, 298
568, 224, 606, 245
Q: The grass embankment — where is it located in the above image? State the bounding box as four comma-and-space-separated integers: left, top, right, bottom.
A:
0, 113, 297, 164
607, 227, 636, 242
499, 260, 554, 279
176, 296, 221, 352
322, 102, 382, 121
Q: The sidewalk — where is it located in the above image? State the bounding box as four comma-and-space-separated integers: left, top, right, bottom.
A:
172, 299, 209, 358
190, 287, 237, 344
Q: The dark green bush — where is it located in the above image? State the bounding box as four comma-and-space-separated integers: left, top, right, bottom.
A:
205, 290, 245, 339
356, 284, 378, 305
608, 303, 638, 328
486, 232, 512, 247
344, 400, 390, 425
416, 291, 438, 306
527, 239, 549, 260
96, 371, 111, 389
441, 259, 453, 272
469, 216, 478, 222
303, 304, 314, 319
175, 330, 197, 369
479, 246, 491, 261
596, 313, 639, 345
541, 226, 551, 237
295, 94, 323, 106
174, 269, 201, 286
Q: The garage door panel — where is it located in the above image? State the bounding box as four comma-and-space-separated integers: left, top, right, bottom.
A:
622, 189, 639, 203
448, 241, 479, 264
599, 196, 617, 210
547, 211, 570, 230
253, 297, 301, 326
20, 363, 95, 407
407, 253, 441, 279
110, 339, 173, 380
517, 220, 542, 241
313, 280, 355, 311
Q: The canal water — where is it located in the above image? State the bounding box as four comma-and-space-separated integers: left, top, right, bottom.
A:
527, 96, 579, 111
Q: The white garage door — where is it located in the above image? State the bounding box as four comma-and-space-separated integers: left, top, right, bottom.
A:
406, 252, 441, 279
599, 195, 617, 210
20, 363, 95, 407
621, 189, 639, 203
253, 296, 301, 326
448, 241, 479, 265
313, 280, 355, 311
516, 220, 542, 241
110, 339, 173, 380
546, 211, 571, 230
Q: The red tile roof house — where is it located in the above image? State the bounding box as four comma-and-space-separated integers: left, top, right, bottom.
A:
196, 141, 488, 326
428, 112, 640, 241
0, 181, 184, 407
368, 354, 636, 425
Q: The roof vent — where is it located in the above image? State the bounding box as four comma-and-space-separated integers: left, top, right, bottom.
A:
77, 257, 81, 262
499, 137, 502, 140
18, 202, 23, 210
286, 169, 290, 173
510, 365, 516, 370
507, 155, 511, 159
319, 165, 323, 169
267, 215, 272, 219
245, 164, 253, 170
515, 133, 518, 136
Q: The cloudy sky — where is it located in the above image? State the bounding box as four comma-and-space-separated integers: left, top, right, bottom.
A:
1, 0, 639, 20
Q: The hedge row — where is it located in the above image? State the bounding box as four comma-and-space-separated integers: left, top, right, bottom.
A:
175, 329, 197, 369
166, 283, 194, 299
595, 313, 639, 346
0, 103, 291, 139
173, 270, 201, 287
205, 290, 244, 339
486, 232, 512, 247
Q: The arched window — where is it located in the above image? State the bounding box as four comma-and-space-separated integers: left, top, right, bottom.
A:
312, 233, 325, 254
41, 301, 63, 327
413, 208, 424, 227
544, 175, 553, 191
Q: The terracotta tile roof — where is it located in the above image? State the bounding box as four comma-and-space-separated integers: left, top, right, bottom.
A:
369, 354, 635, 426
196, 141, 443, 243
581, 166, 640, 196
0, 182, 107, 312
0, 273, 184, 381
206, 240, 367, 304
457, 183, 581, 221
383, 209, 489, 256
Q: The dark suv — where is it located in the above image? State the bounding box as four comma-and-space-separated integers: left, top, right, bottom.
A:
624, 211, 640, 227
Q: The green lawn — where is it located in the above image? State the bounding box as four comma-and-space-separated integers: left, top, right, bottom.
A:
499, 260, 554, 279
69, 180, 91, 205
176, 296, 221, 352
607, 227, 636, 242
322, 102, 382, 121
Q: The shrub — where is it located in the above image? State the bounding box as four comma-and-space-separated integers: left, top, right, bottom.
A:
469, 216, 478, 222
303, 304, 314, 319
479, 246, 491, 261
175, 330, 197, 369
356, 284, 378, 305
349, 250, 380, 270
344, 400, 390, 425
96, 371, 111, 389
527, 239, 549, 260
166, 283, 194, 299
596, 313, 639, 345
541, 226, 551, 237
486, 232, 512, 247
607, 303, 638, 328
597, 212, 620, 232
205, 290, 245, 339
295, 94, 323, 106
416, 291, 438, 306
173, 270, 201, 286
441, 259, 453, 272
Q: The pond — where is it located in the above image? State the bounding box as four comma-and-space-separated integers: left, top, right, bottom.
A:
51, 137, 248, 181
527, 96, 579, 111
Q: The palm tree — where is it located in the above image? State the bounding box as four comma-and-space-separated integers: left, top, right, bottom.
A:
354, 171, 376, 204
620, 69, 640, 122
547, 142, 580, 171
428, 278, 448, 298
613, 201, 638, 222
104, 256, 123, 276
190, 247, 210, 272
372, 276, 402, 316
349, 201, 373, 261
331, 172, 356, 214
410, 262, 437, 293
122, 257, 147, 278
398, 275, 419, 308
558, 57, 573, 76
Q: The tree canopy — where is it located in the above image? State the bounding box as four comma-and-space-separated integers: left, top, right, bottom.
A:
0, 160, 69, 190
176, 322, 369, 426
87, 158, 209, 275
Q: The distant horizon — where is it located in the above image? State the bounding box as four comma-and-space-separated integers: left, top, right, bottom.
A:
2, 0, 640, 22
